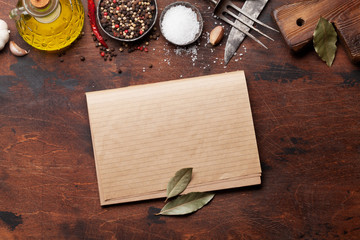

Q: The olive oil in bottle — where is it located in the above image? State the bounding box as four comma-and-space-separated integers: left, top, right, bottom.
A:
10, 0, 84, 51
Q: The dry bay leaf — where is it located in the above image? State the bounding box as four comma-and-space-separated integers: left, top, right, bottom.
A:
313, 17, 337, 67
166, 168, 192, 201
158, 192, 215, 216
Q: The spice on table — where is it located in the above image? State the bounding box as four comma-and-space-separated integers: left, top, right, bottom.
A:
80, 56, 86, 61
58, 51, 66, 57
9, 41, 29, 57
209, 26, 224, 46
161, 5, 200, 45
98, 0, 156, 40
88, 0, 108, 49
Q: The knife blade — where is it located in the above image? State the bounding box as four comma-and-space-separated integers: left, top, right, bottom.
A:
224, 0, 269, 65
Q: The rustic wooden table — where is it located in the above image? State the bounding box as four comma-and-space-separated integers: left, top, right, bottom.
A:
0, 0, 359, 239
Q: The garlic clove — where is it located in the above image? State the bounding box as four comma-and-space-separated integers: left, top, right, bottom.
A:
209, 26, 224, 46
9, 41, 29, 56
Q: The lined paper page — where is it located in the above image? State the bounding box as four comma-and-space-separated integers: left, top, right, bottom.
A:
86, 71, 261, 205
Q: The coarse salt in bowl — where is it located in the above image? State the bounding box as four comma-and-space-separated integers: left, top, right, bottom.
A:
160, 2, 203, 46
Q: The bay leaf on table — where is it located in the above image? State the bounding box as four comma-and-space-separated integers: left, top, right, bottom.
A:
313, 17, 337, 67
158, 192, 215, 216
166, 168, 192, 201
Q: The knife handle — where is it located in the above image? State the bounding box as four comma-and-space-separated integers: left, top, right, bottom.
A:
272, 0, 360, 55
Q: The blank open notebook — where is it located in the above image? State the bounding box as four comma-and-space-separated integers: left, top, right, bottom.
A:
86, 71, 261, 205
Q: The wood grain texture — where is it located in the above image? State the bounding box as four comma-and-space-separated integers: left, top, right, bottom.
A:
273, 0, 360, 52
0, 0, 360, 239
334, 6, 360, 63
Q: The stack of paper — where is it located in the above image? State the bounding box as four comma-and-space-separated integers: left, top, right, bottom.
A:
86, 71, 261, 206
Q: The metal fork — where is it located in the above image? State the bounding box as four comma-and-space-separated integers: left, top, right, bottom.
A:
210, 0, 278, 49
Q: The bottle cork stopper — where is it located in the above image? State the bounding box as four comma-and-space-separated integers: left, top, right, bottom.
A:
30, 0, 50, 8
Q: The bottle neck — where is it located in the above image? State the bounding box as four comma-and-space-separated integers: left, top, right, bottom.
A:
23, 0, 59, 18
23, 0, 61, 23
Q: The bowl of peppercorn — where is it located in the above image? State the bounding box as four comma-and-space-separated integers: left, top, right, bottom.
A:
97, 0, 158, 42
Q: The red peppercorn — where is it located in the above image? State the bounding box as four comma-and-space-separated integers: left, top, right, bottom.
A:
113, 0, 116, 3
144, 47, 148, 52
116, 6, 120, 10
124, 30, 128, 34
139, 47, 143, 51
100, 52, 105, 57
115, 24, 119, 28
103, 12, 108, 16
139, 30, 144, 35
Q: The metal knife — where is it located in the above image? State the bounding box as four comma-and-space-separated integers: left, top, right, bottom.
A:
224, 0, 269, 65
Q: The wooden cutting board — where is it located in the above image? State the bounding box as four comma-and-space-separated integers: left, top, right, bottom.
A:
273, 0, 360, 63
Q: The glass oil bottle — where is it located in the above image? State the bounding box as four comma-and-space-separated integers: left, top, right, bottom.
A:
10, 0, 84, 51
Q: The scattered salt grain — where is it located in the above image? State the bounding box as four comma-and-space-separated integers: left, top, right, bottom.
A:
161, 5, 200, 45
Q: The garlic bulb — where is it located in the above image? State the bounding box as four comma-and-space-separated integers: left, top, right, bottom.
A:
9, 41, 29, 56
0, 19, 10, 51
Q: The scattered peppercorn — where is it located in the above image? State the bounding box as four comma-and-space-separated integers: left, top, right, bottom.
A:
118, 69, 122, 74
58, 51, 66, 57
90, 7, 160, 62
98, 0, 156, 40
80, 56, 86, 61
149, 64, 153, 68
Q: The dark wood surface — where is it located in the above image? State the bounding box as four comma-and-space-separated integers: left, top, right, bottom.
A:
0, 0, 359, 239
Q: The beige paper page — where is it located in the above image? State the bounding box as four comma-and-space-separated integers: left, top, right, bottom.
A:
86, 71, 261, 205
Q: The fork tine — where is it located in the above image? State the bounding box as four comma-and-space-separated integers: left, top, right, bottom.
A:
228, 2, 279, 32
226, 10, 274, 41
219, 15, 268, 49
